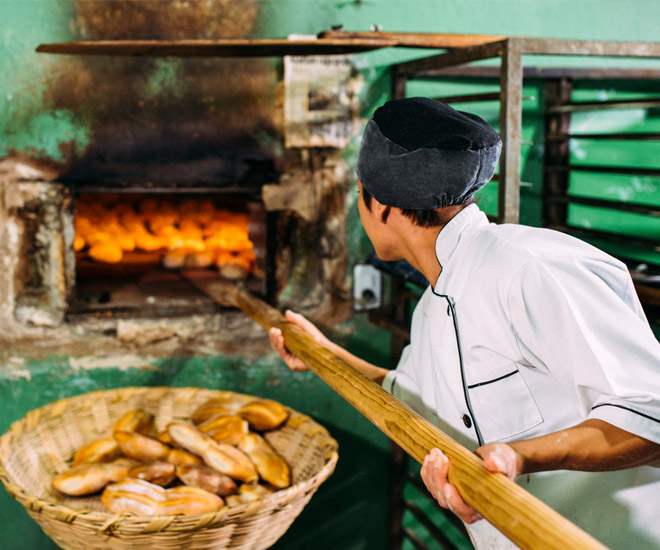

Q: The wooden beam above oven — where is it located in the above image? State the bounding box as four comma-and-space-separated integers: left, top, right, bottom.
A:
36, 38, 396, 57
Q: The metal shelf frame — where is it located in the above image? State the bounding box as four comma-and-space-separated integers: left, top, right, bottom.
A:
391, 36, 660, 225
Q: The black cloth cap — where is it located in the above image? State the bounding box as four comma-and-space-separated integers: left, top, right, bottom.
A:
356, 97, 502, 209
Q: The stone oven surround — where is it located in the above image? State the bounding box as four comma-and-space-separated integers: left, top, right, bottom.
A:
0, 2, 360, 362
0, 149, 351, 361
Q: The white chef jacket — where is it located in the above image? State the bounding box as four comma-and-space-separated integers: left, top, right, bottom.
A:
382, 204, 660, 550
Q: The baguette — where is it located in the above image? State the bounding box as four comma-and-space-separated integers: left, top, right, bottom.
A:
113, 409, 155, 435
127, 461, 176, 487
102, 478, 224, 516
52, 458, 138, 496
176, 464, 237, 496
225, 482, 274, 507
166, 448, 204, 466
114, 430, 171, 462
167, 422, 258, 483
237, 432, 291, 489
71, 436, 121, 466
191, 398, 241, 425
198, 415, 249, 445
156, 430, 174, 445
237, 399, 289, 431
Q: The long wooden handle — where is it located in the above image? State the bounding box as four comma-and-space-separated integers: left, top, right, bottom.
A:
185, 273, 608, 550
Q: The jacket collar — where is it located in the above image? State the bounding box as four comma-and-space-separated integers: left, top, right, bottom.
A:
433, 204, 489, 290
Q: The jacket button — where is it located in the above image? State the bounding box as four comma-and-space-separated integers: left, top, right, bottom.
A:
462, 414, 472, 428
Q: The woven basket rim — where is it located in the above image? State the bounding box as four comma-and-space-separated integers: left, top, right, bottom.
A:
0, 386, 339, 535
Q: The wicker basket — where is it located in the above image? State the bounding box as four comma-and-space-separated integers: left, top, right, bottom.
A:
0, 386, 338, 550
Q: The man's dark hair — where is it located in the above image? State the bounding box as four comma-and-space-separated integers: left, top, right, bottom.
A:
361, 185, 474, 228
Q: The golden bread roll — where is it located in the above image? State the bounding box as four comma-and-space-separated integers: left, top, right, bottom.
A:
225, 482, 274, 507
73, 235, 85, 252
88, 242, 123, 264
127, 461, 176, 487
237, 432, 291, 489
102, 478, 224, 516
156, 430, 173, 445
198, 415, 249, 445
71, 436, 121, 466
167, 422, 258, 483
166, 448, 204, 466
191, 398, 242, 425
114, 430, 170, 462
237, 399, 289, 431
52, 458, 138, 496
112, 409, 155, 435
176, 464, 237, 496
184, 251, 214, 268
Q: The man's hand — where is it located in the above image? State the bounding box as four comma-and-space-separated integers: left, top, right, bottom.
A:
421, 444, 522, 524
268, 310, 330, 372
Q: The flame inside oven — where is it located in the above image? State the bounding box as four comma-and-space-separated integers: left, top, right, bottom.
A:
74, 194, 257, 281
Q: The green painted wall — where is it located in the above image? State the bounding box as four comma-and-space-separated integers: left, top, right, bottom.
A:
2, 1, 660, 549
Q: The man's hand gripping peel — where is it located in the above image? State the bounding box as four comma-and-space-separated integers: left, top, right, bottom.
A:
421, 443, 523, 524
268, 310, 331, 372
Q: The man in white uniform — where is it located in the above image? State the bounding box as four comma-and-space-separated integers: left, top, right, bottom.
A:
269, 97, 660, 549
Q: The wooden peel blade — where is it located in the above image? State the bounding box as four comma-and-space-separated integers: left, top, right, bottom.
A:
184, 272, 609, 550
317, 30, 507, 49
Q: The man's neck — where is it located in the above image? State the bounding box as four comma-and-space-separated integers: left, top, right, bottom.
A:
390, 204, 466, 286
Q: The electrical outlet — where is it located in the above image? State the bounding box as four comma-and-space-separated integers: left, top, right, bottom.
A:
353, 264, 382, 311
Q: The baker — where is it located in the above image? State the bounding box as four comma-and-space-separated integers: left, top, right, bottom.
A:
269, 97, 660, 550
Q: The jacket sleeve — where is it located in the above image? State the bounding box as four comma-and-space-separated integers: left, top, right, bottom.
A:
382, 343, 429, 418
508, 258, 660, 445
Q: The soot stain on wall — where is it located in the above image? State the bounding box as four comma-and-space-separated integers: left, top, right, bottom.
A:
42, 0, 283, 174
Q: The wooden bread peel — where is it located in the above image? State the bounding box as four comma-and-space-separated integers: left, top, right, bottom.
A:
184, 272, 608, 550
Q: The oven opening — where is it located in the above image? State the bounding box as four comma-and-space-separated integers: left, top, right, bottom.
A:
68, 192, 271, 319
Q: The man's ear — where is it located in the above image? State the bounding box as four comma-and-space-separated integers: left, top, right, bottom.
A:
375, 203, 391, 224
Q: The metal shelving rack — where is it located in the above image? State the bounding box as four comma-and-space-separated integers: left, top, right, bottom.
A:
382, 34, 660, 550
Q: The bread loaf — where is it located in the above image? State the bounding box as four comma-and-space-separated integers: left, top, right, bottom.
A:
114, 430, 171, 462
167, 422, 258, 483
52, 458, 138, 496
176, 464, 237, 496
127, 461, 176, 487
113, 409, 155, 435
191, 398, 241, 425
238, 399, 289, 431
102, 478, 224, 516
237, 433, 291, 489
71, 436, 121, 466
225, 482, 274, 507
198, 415, 249, 445
166, 448, 204, 466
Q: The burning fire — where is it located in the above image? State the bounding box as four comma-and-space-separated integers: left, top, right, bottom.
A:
74, 196, 256, 279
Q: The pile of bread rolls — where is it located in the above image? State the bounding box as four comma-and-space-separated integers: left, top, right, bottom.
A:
74, 196, 256, 279
52, 397, 291, 517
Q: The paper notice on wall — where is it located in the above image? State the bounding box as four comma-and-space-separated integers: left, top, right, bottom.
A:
284, 54, 356, 149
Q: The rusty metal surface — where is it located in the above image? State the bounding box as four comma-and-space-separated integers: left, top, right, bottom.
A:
543, 79, 573, 228
392, 74, 407, 100
547, 164, 660, 177
547, 132, 660, 141
548, 224, 660, 253
402, 65, 660, 80
433, 92, 502, 103
498, 40, 522, 224
547, 98, 660, 113
548, 195, 660, 218
393, 39, 507, 76
515, 37, 660, 58
36, 38, 392, 57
